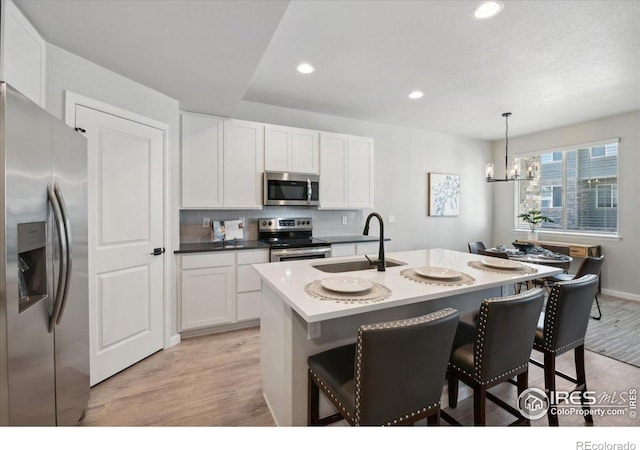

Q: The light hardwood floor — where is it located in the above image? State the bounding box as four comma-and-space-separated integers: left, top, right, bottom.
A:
82, 325, 639, 427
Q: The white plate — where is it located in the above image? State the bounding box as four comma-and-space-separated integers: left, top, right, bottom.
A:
414, 266, 462, 279
481, 259, 523, 269
320, 277, 374, 294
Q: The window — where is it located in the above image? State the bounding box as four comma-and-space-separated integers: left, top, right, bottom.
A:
514, 140, 618, 235
540, 152, 562, 164
541, 186, 562, 208
596, 184, 617, 208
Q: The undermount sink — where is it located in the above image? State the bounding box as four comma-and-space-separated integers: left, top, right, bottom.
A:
312, 258, 407, 273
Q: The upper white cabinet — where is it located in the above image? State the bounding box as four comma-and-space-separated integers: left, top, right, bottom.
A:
319, 132, 374, 209
0, 0, 46, 107
181, 115, 264, 209
265, 125, 319, 174
223, 119, 264, 209
181, 112, 224, 208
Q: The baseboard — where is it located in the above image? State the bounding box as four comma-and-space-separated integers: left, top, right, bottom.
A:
168, 334, 181, 348
601, 289, 640, 302
180, 319, 260, 339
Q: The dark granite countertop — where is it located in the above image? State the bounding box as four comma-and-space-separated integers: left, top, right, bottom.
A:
314, 235, 390, 244
174, 240, 270, 254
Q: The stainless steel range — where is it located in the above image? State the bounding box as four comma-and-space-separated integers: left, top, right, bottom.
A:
258, 217, 331, 262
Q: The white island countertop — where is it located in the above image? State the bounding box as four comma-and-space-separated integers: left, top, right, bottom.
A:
253, 248, 562, 323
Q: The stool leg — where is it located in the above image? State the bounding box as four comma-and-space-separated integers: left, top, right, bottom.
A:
473, 386, 486, 426
448, 374, 459, 408
575, 345, 593, 424
516, 371, 530, 425
543, 352, 559, 426
427, 407, 440, 426
308, 371, 320, 425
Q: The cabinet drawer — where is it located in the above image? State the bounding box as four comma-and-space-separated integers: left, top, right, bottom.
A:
569, 247, 588, 258
237, 291, 261, 321
237, 264, 261, 292
237, 249, 269, 265
331, 244, 356, 257
356, 242, 379, 255
182, 252, 235, 270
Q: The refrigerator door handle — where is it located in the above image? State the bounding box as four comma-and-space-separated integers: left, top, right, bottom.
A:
54, 183, 73, 326
47, 183, 68, 333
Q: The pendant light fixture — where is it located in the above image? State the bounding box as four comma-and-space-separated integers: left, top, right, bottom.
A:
486, 112, 534, 182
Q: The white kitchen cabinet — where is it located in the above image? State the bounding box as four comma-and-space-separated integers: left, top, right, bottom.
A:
1, 0, 46, 107
265, 125, 319, 174
236, 250, 268, 321
179, 249, 268, 332
181, 112, 224, 208
331, 242, 380, 258
319, 132, 348, 208
319, 132, 374, 209
223, 119, 265, 209
181, 253, 236, 330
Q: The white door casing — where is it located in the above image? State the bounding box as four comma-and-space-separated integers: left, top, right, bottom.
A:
74, 104, 165, 385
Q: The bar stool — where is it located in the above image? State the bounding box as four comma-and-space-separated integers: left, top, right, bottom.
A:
443, 288, 545, 426
530, 274, 600, 426
307, 308, 459, 426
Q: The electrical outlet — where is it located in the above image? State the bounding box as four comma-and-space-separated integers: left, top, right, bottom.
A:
202, 217, 211, 228
388, 215, 395, 223
342, 216, 348, 225
308, 322, 321, 339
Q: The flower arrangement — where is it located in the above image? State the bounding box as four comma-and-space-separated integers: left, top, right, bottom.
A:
517, 209, 554, 232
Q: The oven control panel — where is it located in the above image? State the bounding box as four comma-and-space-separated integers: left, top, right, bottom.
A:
258, 217, 313, 231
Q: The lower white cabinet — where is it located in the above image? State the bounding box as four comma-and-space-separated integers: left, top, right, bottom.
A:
179, 249, 268, 332
330, 242, 381, 258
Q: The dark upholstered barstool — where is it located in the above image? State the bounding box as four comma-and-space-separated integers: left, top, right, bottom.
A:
542, 255, 604, 320
468, 241, 487, 254
307, 308, 459, 426
443, 288, 545, 426
530, 274, 600, 426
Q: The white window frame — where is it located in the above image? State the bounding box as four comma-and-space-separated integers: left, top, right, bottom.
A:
541, 185, 562, 208
595, 183, 617, 209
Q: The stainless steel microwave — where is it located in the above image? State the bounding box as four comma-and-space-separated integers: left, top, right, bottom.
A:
263, 171, 319, 206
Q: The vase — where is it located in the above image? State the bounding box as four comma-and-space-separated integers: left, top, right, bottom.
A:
527, 231, 539, 242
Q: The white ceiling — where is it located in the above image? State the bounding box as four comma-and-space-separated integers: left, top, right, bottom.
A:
15, 0, 640, 140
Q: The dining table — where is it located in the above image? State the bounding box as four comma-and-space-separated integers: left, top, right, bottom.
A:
489, 247, 573, 291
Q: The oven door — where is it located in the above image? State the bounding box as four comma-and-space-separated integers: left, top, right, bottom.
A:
264, 172, 319, 206
270, 246, 331, 262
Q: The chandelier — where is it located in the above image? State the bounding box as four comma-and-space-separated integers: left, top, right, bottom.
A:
485, 112, 534, 183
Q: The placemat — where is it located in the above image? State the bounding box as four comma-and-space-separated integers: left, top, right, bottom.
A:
467, 260, 538, 275
400, 268, 475, 286
304, 280, 392, 304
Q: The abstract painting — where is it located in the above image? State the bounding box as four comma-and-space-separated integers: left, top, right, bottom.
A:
428, 173, 460, 216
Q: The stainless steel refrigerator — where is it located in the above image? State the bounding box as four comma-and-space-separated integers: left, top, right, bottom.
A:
0, 82, 89, 425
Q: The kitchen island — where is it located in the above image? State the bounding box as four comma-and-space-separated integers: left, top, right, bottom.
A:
252, 248, 562, 426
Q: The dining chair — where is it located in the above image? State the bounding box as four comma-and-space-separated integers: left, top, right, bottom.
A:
529, 274, 600, 425
542, 255, 604, 320
468, 241, 486, 254
307, 308, 459, 426
443, 288, 545, 426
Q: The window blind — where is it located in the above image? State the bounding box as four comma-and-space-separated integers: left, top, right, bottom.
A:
514, 140, 618, 235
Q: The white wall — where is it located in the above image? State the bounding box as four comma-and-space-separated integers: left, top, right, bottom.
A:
45, 43, 182, 338
234, 101, 493, 253
491, 111, 640, 299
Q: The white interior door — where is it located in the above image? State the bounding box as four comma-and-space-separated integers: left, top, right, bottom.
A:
76, 105, 164, 385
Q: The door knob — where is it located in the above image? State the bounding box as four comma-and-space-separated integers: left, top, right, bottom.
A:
150, 247, 165, 256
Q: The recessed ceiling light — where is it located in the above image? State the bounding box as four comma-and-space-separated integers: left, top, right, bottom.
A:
474, 1, 503, 19
408, 91, 424, 99
297, 63, 315, 74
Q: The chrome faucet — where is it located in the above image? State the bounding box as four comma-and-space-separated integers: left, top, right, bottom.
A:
363, 212, 385, 271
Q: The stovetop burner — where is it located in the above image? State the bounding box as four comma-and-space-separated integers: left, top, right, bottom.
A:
258, 217, 330, 249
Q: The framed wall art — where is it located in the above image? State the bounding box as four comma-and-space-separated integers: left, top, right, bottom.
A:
428, 173, 460, 216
